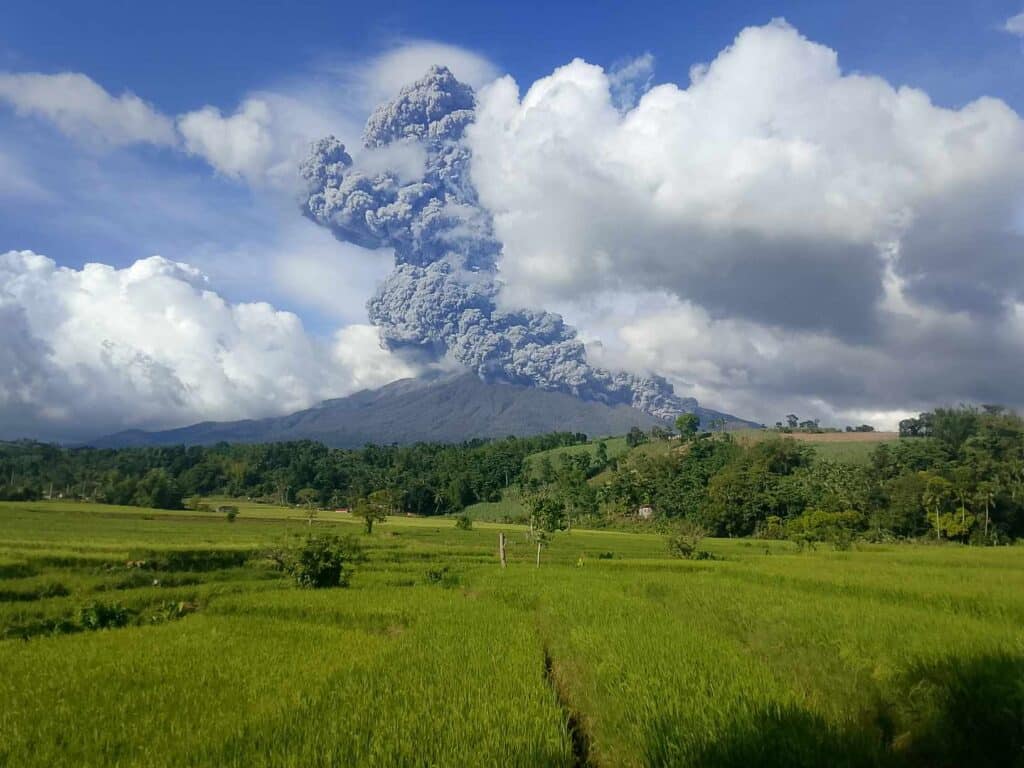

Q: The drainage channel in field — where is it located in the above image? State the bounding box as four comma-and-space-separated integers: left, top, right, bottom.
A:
543, 646, 593, 767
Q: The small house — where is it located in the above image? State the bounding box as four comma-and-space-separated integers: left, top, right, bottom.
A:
636, 505, 654, 520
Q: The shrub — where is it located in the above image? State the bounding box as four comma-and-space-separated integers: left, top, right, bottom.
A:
754, 515, 787, 540
425, 566, 460, 588
275, 534, 362, 589
218, 505, 239, 522
148, 600, 198, 623
787, 509, 864, 549
128, 548, 253, 571
455, 513, 473, 530
666, 520, 711, 560
78, 601, 131, 630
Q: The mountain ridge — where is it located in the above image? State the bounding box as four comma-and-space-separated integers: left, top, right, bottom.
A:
89, 371, 760, 449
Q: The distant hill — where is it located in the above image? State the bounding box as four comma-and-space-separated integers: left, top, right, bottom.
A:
89, 371, 759, 449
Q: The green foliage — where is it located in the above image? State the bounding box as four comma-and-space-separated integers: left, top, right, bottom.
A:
277, 533, 361, 589
786, 509, 864, 548
351, 489, 394, 534
454, 513, 473, 530
754, 515, 787, 540
0, 432, 588, 516
78, 600, 131, 630
625, 426, 649, 448
675, 412, 700, 439
666, 520, 711, 559
217, 504, 239, 522
424, 565, 460, 588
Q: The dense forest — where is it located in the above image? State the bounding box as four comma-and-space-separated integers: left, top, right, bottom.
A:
3, 406, 1023, 544
583, 406, 1024, 544
0, 433, 588, 515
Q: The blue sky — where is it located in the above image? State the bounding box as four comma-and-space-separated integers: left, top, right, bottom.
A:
1, 1, 1023, 439
1, 1, 1021, 256
2, 0, 1021, 112
1, 0, 1021, 285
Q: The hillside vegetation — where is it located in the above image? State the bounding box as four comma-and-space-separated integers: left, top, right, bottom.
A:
5, 406, 1024, 545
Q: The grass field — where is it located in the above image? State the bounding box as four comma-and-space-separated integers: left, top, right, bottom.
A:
735, 430, 900, 465
1, 500, 1022, 767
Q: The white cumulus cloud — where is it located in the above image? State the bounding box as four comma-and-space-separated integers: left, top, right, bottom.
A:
177, 99, 276, 183
331, 324, 418, 392
470, 19, 1024, 337
1005, 11, 1024, 37
0, 72, 177, 147
467, 19, 1024, 424
0, 250, 410, 441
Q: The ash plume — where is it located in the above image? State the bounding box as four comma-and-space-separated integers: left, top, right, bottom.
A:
301, 65, 695, 420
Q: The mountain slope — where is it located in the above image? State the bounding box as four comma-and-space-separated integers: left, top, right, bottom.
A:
89, 372, 759, 449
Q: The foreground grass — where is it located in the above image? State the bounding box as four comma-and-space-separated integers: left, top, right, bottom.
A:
1, 500, 1022, 767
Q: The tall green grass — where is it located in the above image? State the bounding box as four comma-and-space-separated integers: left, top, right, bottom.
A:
1, 501, 1021, 766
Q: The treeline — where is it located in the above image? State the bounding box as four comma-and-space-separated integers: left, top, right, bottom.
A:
0, 433, 589, 514
536, 406, 1024, 544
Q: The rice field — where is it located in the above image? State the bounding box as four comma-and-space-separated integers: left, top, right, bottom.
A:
1, 500, 1022, 767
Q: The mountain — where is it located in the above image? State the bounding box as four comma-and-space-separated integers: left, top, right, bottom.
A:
88, 371, 760, 449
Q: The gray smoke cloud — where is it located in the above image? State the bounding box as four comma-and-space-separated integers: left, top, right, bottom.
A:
301, 65, 695, 420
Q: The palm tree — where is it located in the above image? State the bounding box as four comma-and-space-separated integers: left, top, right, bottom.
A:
975, 481, 997, 543
922, 473, 952, 541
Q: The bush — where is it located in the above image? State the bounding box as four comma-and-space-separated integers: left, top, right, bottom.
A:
425, 565, 460, 588
455, 513, 473, 530
275, 534, 362, 589
148, 600, 198, 624
786, 509, 864, 549
127, 547, 253, 571
78, 601, 131, 630
666, 520, 711, 560
754, 515, 787, 540
217, 505, 239, 522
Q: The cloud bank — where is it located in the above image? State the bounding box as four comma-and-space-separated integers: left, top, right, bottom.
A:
0, 250, 411, 441
464, 20, 1024, 424
2, 23, 1024, 435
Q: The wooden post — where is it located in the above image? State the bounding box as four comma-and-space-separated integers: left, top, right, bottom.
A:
536, 541, 541, 568
499, 532, 507, 568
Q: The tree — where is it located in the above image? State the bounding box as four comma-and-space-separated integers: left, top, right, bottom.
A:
879, 473, 928, 537
675, 413, 700, 441
786, 414, 799, 429
974, 481, 997, 543
922, 473, 953, 540
626, 426, 648, 448
297, 487, 318, 526
133, 469, 183, 510
524, 491, 566, 567
351, 489, 393, 534
931, 406, 981, 456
